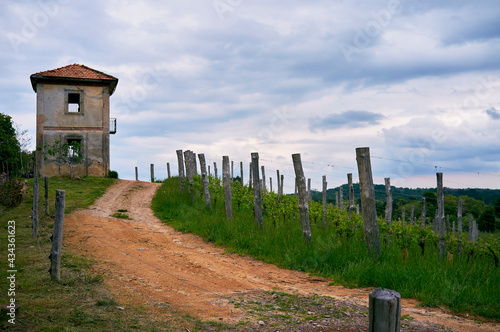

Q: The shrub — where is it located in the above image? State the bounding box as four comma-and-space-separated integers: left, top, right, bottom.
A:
0, 178, 25, 207
107, 170, 118, 179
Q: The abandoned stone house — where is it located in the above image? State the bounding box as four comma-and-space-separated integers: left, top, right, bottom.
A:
30, 64, 118, 177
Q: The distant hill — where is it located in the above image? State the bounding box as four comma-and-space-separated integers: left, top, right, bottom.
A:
310, 183, 500, 207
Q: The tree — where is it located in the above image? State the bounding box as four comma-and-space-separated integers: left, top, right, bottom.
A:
478, 207, 496, 232
0, 113, 21, 176
43, 140, 83, 179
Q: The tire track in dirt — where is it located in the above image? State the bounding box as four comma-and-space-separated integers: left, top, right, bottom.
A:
64, 180, 498, 331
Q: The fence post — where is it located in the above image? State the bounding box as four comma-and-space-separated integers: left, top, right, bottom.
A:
32, 161, 39, 237
198, 154, 211, 209
437, 172, 446, 258
421, 197, 426, 228
339, 186, 344, 210
222, 156, 232, 220
261, 165, 266, 194
356, 147, 381, 257
251, 153, 263, 230
385, 178, 392, 227
167, 162, 171, 178
240, 161, 244, 185
150, 164, 155, 182
292, 153, 312, 244
457, 200, 463, 255
348, 173, 354, 220
176, 150, 185, 190
50, 190, 65, 281
44, 176, 49, 215
135, 167, 138, 181
369, 288, 401, 332
322, 175, 327, 229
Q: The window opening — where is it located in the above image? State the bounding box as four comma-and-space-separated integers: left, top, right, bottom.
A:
67, 138, 82, 159
68, 93, 80, 113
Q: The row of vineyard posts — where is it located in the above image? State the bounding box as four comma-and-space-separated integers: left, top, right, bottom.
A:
141, 147, 498, 266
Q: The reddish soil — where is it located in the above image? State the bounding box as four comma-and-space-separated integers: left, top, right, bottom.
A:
64, 180, 498, 331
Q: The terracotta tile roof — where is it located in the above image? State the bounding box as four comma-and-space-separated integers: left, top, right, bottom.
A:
32, 64, 117, 80
30, 64, 118, 94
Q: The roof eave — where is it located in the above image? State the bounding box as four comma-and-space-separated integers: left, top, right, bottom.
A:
30, 75, 119, 95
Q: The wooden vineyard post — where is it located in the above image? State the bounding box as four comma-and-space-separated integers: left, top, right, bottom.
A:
32, 160, 39, 237
437, 173, 446, 258
322, 175, 327, 229
50, 190, 65, 281
335, 192, 339, 208
222, 156, 232, 220
457, 200, 463, 255
421, 197, 426, 227
280, 175, 284, 198
369, 288, 401, 332
411, 205, 415, 224
167, 162, 171, 178
176, 149, 185, 190
198, 154, 211, 209
356, 147, 381, 257
348, 173, 354, 220
135, 166, 138, 181
231, 160, 234, 182
385, 178, 392, 227
402, 207, 405, 224
214, 162, 218, 179
184, 150, 193, 192
292, 153, 312, 244
150, 163, 155, 182
251, 153, 263, 230
44, 176, 49, 215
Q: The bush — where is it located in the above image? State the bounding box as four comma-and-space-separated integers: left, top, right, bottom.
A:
0, 178, 25, 207
108, 170, 118, 179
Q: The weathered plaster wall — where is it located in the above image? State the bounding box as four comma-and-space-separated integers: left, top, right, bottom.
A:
36, 83, 111, 178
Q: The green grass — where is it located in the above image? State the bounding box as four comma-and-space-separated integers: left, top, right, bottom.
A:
152, 177, 500, 320
0, 176, 199, 331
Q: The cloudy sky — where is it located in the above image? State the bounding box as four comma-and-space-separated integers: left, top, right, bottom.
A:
1, 0, 500, 192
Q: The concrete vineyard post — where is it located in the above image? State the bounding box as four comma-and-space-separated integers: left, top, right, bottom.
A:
356, 147, 381, 257
261, 165, 266, 194
50, 190, 65, 281
32, 160, 39, 237
437, 173, 446, 258
335, 192, 339, 208
385, 178, 392, 227
214, 162, 218, 179
198, 154, 211, 209
44, 176, 49, 215
322, 175, 327, 229
251, 153, 263, 229
421, 197, 426, 228
222, 156, 232, 220
307, 178, 312, 201
292, 153, 312, 244
348, 173, 354, 220
340, 186, 344, 210
176, 149, 185, 190
457, 200, 463, 255
369, 288, 401, 332
240, 161, 244, 185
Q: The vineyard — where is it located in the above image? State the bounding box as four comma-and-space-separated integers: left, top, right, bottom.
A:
152, 155, 500, 320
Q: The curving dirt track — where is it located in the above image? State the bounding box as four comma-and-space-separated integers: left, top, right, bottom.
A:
65, 180, 498, 331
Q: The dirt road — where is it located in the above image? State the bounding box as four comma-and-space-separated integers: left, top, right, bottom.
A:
65, 180, 497, 331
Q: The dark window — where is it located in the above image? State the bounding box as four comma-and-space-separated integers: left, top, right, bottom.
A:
68, 93, 80, 113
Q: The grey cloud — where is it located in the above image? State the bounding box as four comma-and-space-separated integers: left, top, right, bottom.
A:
486, 107, 500, 120
309, 110, 385, 131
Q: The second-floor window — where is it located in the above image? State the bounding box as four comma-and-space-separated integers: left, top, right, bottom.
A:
68, 93, 80, 113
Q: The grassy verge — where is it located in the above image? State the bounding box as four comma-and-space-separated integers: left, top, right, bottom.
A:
152, 177, 500, 320
0, 177, 168, 331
